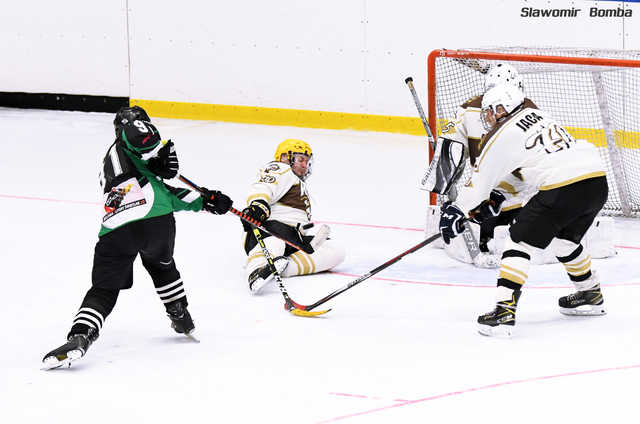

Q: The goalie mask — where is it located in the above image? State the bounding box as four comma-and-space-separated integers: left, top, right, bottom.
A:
275, 138, 313, 180
419, 137, 466, 195
481, 84, 525, 131
484, 63, 524, 93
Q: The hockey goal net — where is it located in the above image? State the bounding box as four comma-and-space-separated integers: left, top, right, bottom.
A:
427, 47, 640, 217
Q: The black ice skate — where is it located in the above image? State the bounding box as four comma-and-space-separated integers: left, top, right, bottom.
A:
559, 271, 605, 316
248, 256, 289, 294
42, 328, 98, 370
166, 301, 198, 342
477, 290, 521, 337
559, 287, 605, 316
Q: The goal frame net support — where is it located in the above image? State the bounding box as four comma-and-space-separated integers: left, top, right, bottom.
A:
426, 47, 640, 217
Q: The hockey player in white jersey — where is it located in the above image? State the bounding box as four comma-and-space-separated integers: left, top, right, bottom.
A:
241, 139, 345, 293
441, 64, 531, 265
439, 83, 608, 337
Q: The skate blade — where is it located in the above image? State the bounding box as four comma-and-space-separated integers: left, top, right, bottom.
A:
560, 305, 606, 316
184, 331, 200, 343
249, 277, 272, 294
41, 349, 84, 371
478, 323, 514, 338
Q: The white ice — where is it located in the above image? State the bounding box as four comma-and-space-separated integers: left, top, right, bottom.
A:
1, 108, 640, 423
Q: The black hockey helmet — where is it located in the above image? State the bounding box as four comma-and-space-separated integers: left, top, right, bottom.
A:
113, 105, 151, 136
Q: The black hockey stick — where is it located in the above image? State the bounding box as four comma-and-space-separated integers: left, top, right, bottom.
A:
296, 231, 444, 312
250, 227, 330, 317
405, 77, 480, 261
178, 175, 314, 254
178, 174, 328, 317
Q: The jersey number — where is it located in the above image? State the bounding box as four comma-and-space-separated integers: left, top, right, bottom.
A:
525, 124, 574, 154
133, 120, 149, 133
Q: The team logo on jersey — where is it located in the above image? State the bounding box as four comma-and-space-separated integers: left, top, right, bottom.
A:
265, 163, 281, 172
260, 175, 276, 183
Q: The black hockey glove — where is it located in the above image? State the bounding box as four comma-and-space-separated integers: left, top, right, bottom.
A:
469, 189, 507, 224
201, 188, 232, 215
440, 202, 466, 245
147, 140, 179, 179
241, 199, 270, 231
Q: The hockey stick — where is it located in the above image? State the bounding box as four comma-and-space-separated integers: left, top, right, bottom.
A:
296, 231, 444, 312
178, 175, 313, 254
178, 174, 328, 317
404, 77, 480, 261
251, 227, 330, 317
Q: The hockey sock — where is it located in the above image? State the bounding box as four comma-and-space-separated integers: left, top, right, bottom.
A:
497, 238, 532, 294
68, 286, 117, 338
555, 243, 594, 288
155, 277, 187, 307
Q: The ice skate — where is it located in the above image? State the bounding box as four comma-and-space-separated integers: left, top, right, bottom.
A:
42, 328, 98, 370
166, 301, 198, 342
248, 256, 289, 294
477, 290, 521, 337
559, 271, 606, 316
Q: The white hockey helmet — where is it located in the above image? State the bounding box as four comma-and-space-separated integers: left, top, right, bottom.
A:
484, 63, 524, 93
481, 83, 525, 130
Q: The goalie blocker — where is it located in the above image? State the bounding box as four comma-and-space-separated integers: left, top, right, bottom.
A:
419, 137, 466, 196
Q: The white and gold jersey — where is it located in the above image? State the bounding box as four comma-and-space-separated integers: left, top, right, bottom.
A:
455, 107, 606, 216
246, 160, 312, 227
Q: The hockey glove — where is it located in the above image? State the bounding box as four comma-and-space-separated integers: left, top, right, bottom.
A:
469, 189, 506, 224
147, 140, 179, 179
241, 199, 271, 231
440, 202, 466, 245
201, 188, 232, 215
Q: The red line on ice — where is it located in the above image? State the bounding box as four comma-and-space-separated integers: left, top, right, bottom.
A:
317, 364, 640, 423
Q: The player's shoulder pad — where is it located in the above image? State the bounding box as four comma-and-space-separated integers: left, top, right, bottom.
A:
262, 161, 291, 175
121, 121, 162, 154
461, 95, 483, 110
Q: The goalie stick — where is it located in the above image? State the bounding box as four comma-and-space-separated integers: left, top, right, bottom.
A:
178, 174, 328, 317
404, 76, 480, 261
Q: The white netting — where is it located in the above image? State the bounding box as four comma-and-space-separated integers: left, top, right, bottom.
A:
430, 47, 640, 217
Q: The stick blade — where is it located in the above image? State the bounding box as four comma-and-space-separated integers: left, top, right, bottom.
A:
290, 307, 331, 317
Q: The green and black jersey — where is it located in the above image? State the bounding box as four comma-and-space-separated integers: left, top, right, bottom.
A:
98, 120, 203, 237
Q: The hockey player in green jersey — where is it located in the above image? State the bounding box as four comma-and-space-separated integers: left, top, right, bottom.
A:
42, 106, 232, 369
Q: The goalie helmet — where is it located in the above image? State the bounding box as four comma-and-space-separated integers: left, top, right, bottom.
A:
484, 63, 524, 93
480, 84, 525, 131
113, 105, 151, 137
274, 138, 313, 180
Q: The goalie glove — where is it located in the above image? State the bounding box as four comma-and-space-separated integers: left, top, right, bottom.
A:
469, 189, 506, 224
439, 202, 466, 245
147, 140, 179, 179
241, 199, 270, 231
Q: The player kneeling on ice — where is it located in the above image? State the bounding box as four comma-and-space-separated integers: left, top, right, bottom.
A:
241, 139, 345, 293
438, 84, 608, 337
42, 106, 232, 370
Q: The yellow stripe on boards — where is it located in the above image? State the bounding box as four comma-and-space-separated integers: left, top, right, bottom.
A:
130, 99, 426, 135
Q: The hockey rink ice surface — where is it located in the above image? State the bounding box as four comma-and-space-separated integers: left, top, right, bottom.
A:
2, 108, 640, 424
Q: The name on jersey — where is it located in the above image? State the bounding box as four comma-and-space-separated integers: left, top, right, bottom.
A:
515, 112, 544, 132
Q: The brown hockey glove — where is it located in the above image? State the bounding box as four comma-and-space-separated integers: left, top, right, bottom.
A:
469, 190, 506, 224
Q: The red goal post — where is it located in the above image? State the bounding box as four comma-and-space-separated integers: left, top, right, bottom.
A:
426, 48, 640, 217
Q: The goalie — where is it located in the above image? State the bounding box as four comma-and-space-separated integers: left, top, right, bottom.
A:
241, 139, 345, 293
439, 83, 608, 337
436, 63, 531, 267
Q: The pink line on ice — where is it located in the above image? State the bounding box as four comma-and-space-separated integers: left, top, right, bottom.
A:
327, 271, 640, 289
316, 364, 640, 423
0, 193, 100, 206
